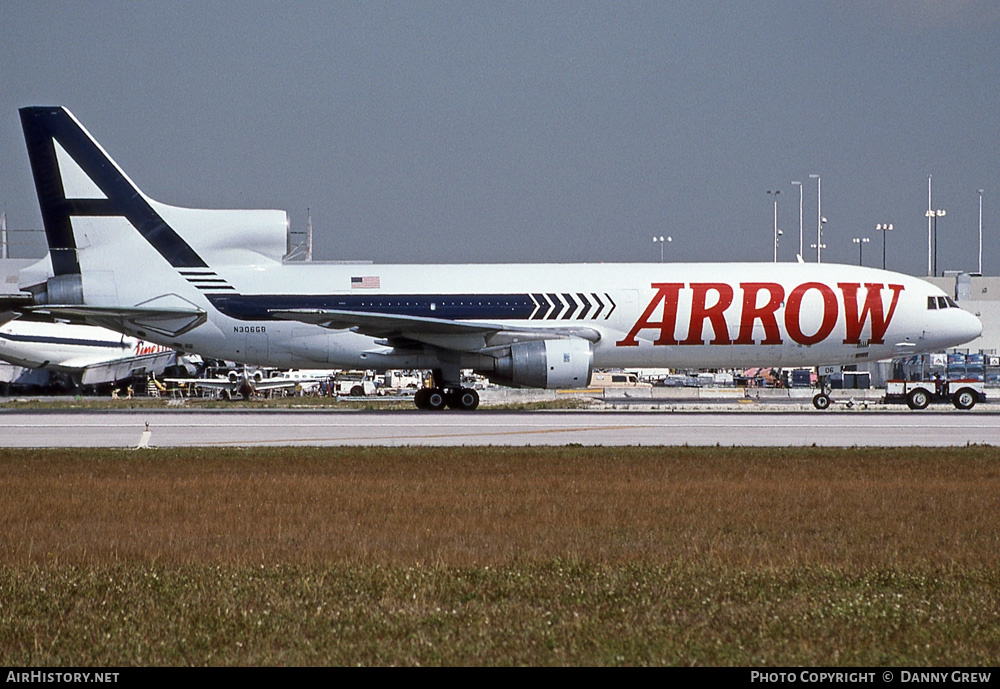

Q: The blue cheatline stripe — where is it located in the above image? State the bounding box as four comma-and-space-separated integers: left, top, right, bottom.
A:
206, 292, 620, 323
208, 293, 539, 322
19, 107, 208, 274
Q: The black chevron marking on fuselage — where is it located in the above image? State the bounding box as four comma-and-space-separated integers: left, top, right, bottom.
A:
546, 293, 562, 320
562, 293, 578, 320
529, 293, 542, 320
592, 293, 605, 320
577, 293, 592, 320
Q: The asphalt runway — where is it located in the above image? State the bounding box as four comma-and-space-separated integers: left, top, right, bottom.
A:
1, 409, 998, 447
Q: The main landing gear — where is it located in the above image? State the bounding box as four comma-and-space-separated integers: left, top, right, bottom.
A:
413, 368, 480, 410
413, 386, 480, 411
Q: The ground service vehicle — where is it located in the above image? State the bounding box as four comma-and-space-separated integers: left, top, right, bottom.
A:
883, 379, 985, 410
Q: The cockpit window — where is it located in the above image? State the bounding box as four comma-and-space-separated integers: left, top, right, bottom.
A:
929, 295, 961, 310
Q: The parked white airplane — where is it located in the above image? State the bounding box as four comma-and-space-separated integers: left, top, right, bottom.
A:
167, 367, 301, 400
10, 107, 983, 410
0, 318, 178, 389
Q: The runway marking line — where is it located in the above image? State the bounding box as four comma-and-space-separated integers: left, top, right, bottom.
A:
181, 424, 643, 446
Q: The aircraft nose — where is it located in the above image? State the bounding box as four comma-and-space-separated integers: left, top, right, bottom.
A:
959, 308, 984, 343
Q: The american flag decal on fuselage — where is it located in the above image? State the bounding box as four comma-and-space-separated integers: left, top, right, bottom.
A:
351, 276, 380, 289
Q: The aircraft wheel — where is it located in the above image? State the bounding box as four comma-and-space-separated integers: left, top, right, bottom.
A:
413, 388, 429, 410
447, 388, 480, 411
425, 388, 447, 411
952, 388, 977, 410
812, 393, 831, 410
907, 388, 930, 410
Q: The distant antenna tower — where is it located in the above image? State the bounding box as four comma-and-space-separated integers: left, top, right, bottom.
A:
1, 212, 7, 259
306, 208, 313, 261
283, 209, 316, 262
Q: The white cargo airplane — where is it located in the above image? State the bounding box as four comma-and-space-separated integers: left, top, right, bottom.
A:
11, 106, 983, 410
0, 318, 178, 389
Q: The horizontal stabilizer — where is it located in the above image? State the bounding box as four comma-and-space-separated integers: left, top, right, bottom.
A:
1, 294, 35, 326
22, 304, 206, 337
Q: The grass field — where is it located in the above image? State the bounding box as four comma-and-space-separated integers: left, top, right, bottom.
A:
2, 446, 998, 665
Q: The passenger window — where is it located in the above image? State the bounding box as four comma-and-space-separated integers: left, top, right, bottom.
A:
928, 297, 937, 310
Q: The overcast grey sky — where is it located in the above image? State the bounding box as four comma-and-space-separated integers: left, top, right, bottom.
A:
1, 1, 997, 276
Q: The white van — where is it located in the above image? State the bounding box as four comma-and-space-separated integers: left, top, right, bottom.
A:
591, 371, 652, 388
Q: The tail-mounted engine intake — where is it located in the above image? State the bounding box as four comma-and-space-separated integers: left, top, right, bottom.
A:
482, 338, 593, 389
26, 273, 84, 306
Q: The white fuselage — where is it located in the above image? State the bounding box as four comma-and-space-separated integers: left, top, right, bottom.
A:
95, 258, 981, 375
0, 319, 174, 379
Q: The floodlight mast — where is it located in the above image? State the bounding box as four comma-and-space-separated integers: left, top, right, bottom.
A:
791, 181, 803, 259
809, 174, 822, 263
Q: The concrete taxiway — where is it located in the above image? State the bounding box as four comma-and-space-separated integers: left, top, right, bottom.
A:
1, 408, 998, 447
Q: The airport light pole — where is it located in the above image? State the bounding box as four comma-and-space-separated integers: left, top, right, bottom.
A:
653, 235, 671, 262
876, 223, 893, 270
979, 189, 984, 275
852, 237, 870, 266
809, 174, 822, 262
791, 180, 803, 259
927, 176, 933, 275
767, 189, 781, 262
926, 209, 945, 276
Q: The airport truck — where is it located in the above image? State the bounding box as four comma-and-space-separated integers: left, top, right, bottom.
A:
334, 372, 380, 397
882, 379, 985, 410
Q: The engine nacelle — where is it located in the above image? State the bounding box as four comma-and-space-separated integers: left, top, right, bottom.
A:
483, 338, 594, 389
227, 369, 264, 383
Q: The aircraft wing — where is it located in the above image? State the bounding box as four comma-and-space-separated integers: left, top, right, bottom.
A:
79, 349, 179, 386
164, 377, 235, 391
270, 308, 602, 352
165, 377, 299, 391
251, 378, 300, 391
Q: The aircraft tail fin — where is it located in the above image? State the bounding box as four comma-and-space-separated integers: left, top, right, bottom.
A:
19, 107, 208, 281
19, 107, 289, 309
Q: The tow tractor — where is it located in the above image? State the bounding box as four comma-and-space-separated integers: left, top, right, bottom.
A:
810, 366, 986, 411
882, 379, 985, 410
